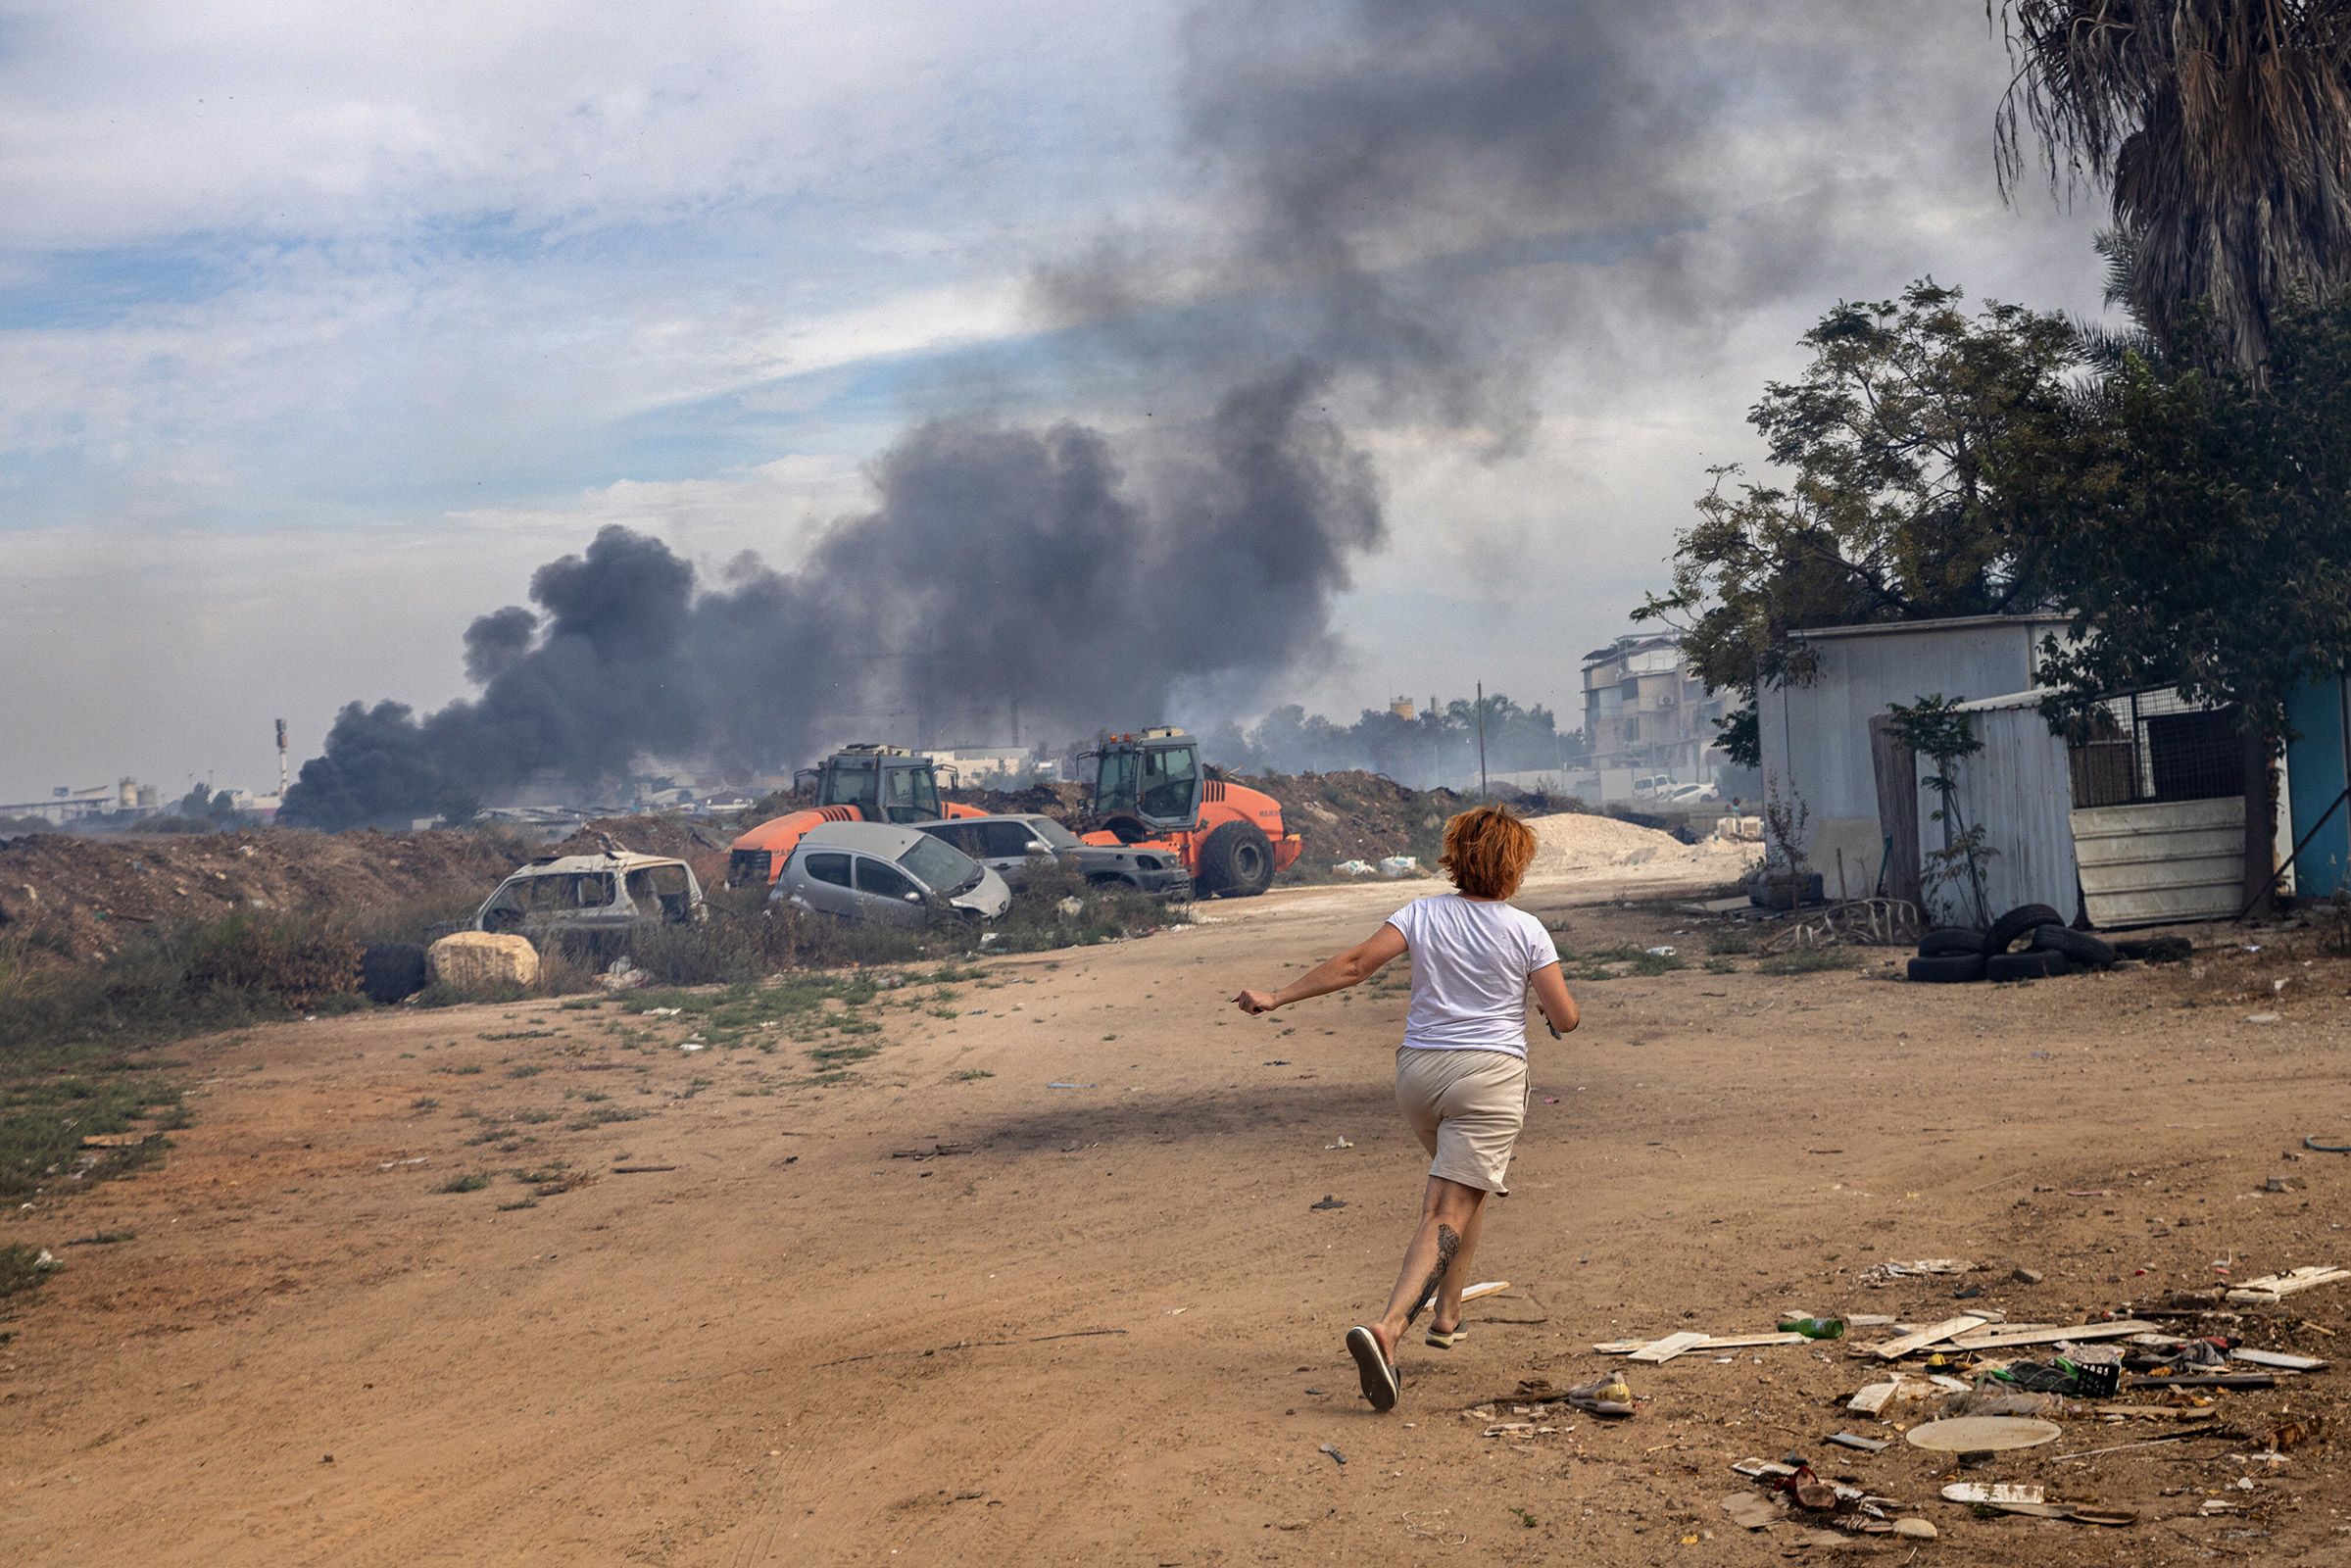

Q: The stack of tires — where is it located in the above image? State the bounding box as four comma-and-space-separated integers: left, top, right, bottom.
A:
1906, 903, 2117, 984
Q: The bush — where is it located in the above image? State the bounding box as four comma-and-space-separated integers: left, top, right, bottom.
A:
0, 1242, 51, 1302
183, 913, 363, 1007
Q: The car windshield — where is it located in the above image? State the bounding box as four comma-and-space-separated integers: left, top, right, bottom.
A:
1027, 817, 1082, 850
898, 833, 979, 893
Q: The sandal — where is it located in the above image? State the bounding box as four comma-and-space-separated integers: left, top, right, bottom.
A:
1425, 1323, 1468, 1349
1347, 1325, 1400, 1411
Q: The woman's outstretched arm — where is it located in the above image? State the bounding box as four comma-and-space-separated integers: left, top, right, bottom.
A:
1531, 962, 1580, 1035
1234, 923, 1407, 1015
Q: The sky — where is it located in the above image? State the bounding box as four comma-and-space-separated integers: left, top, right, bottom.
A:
0, 0, 2111, 804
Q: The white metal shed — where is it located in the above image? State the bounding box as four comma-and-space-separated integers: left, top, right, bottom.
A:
1757, 613, 2071, 900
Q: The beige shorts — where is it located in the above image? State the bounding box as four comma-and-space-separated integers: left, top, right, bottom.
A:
1395, 1047, 1529, 1194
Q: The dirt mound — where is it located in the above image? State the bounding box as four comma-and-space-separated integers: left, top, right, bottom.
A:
1241, 771, 1465, 869
960, 781, 1091, 818
0, 828, 529, 963
1524, 810, 1752, 883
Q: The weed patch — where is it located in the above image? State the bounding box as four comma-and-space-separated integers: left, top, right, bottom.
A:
1756, 947, 1858, 976
0, 1243, 51, 1303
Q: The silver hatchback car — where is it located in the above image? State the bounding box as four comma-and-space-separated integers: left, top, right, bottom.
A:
771, 821, 1011, 927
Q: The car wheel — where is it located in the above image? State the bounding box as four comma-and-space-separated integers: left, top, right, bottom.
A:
361, 942, 429, 1004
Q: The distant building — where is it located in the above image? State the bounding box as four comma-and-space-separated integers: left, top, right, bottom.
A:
926, 748, 1050, 786
1579, 635, 1730, 803
0, 777, 160, 826
1388, 696, 1417, 721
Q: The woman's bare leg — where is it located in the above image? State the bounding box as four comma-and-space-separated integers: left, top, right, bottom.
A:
1427, 1194, 1489, 1335
1365, 1176, 1486, 1360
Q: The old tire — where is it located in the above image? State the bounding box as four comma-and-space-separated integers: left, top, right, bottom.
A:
1986, 948, 2068, 982
1984, 903, 2067, 955
1918, 926, 1989, 958
1197, 820, 1275, 898
2031, 924, 2117, 968
360, 941, 428, 1004
1907, 954, 1986, 983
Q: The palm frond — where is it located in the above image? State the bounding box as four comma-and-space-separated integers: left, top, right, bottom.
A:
1992, 1, 2351, 377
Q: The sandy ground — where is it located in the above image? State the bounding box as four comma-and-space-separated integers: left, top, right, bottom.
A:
4, 855, 2349, 1567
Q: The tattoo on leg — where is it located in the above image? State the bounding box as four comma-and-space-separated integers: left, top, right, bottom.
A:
1406, 1223, 1462, 1327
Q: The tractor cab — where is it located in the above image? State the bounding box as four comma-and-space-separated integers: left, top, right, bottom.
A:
1090, 728, 1202, 831
799, 744, 950, 825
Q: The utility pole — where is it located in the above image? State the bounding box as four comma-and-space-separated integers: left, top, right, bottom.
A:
1009, 697, 1021, 749
1476, 681, 1489, 801
274, 717, 289, 800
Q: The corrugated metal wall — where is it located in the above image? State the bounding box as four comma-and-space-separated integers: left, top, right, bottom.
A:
1758, 618, 2058, 902
1913, 698, 2081, 925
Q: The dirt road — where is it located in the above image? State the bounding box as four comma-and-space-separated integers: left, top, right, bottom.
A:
4, 863, 2348, 1565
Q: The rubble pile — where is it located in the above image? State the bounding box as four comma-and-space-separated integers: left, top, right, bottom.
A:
1241, 771, 1464, 872
0, 828, 526, 963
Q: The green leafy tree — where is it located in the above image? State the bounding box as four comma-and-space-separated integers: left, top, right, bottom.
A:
2037, 291, 2351, 906
1639, 281, 2086, 749
1996, 4, 2351, 904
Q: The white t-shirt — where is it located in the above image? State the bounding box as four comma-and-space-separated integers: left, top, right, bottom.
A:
1384, 894, 1560, 1058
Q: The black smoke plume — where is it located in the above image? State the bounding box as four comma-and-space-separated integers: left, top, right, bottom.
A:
285, 0, 1983, 827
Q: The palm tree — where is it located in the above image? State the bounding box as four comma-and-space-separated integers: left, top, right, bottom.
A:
1993, 1, 2351, 378
1995, 2, 2351, 909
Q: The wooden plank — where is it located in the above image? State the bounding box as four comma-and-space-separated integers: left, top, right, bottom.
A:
2226, 1265, 2349, 1304
1946, 1319, 2157, 1352
1868, 1315, 1987, 1361
1846, 1381, 1898, 1415
1690, 1332, 1809, 1351
1628, 1331, 1712, 1363
1460, 1280, 1510, 1304
2231, 1348, 2327, 1372
1869, 712, 1921, 906
1593, 1331, 1809, 1355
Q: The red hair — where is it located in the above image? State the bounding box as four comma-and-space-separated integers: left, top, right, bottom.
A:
1439, 806, 1537, 899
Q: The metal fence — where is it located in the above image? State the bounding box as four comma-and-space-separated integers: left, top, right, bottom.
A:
2067, 688, 2245, 808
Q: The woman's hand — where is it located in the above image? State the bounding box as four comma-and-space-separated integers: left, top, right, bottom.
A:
1233, 989, 1279, 1015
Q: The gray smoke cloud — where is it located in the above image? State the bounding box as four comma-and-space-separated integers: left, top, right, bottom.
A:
283, 0, 2015, 826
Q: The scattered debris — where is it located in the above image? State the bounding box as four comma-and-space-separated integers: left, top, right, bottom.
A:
1904, 1415, 2063, 1454
1317, 1442, 1346, 1466
610, 1164, 677, 1174
1870, 1314, 1989, 1360
1628, 1331, 1714, 1363
890, 1143, 973, 1160
2011, 1266, 2045, 1285
1859, 1258, 1971, 1287
1323, 1137, 1353, 1150
2054, 1426, 2225, 1461
1941, 1482, 2044, 1506
1309, 1195, 1346, 1210
2226, 1264, 2348, 1304
1046, 1082, 1097, 1090
1826, 1432, 1889, 1453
